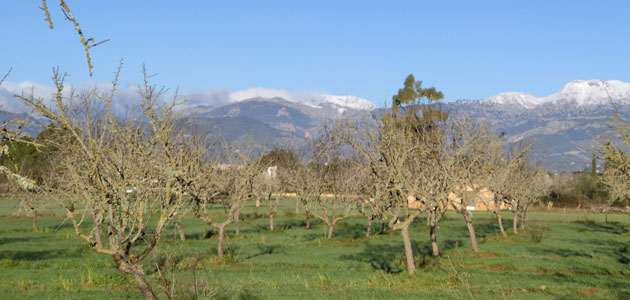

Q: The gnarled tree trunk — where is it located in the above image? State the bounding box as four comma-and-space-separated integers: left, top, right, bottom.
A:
217, 224, 226, 257
430, 224, 439, 257
379, 215, 386, 234
400, 226, 415, 275
365, 215, 373, 237
512, 203, 519, 234
462, 210, 479, 252
268, 193, 275, 231
327, 222, 334, 238
116, 259, 158, 300
174, 216, 185, 241
305, 209, 311, 229
31, 208, 37, 229
519, 205, 530, 229
234, 208, 241, 234
93, 223, 104, 248
494, 208, 507, 237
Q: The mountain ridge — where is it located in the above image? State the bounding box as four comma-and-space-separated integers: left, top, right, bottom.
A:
481, 79, 630, 109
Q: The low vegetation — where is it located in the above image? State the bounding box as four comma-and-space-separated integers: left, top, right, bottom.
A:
1, 197, 629, 299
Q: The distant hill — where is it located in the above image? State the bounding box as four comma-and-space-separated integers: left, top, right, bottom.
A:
187, 96, 376, 150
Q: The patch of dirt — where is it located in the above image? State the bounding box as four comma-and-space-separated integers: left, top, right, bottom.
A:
331, 239, 361, 247
578, 288, 598, 295
475, 251, 502, 258
533, 268, 574, 275
483, 263, 515, 271
482, 235, 519, 243
318, 285, 344, 291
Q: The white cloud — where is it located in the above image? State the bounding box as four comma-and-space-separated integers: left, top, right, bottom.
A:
185, 88, 230, 107
229, 88, 294, 102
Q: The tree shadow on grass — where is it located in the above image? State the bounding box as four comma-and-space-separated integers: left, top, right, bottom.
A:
305, 223, 370, 240
245, 244, 285, 259
236, 224, 270, 234
340, 239, 461, 274
333, 223, 369, 239
0, 249, 68, 261
186, 228, 217, 240
577, 238, 630, 264
472, 222, 503, 239
575, 221, 628, 235
0, 236, 45, 245
274, 219, 323, 231
527, 247, 593, 258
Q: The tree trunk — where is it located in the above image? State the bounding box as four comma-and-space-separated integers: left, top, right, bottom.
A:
327, 222, 334, 239
125, 263, 158, 300
400, 226, 415, 275
175, 217, 185, 241
379, 216, 385, 234
31, 208, 37, 229
256, 196, 260, 207
305, 209, 311, 229
269, 196, 275, 231
234, 209, 240, 234
17, 199, 24, 216
462, 210, 479, 252
93, 223, 104, 248
520, 206, 530, 229
495, 208, 507, 237
512, 209, 519, 234
217, 225, 225, 257
430, 224, 439, 257
365, 216, 373, 237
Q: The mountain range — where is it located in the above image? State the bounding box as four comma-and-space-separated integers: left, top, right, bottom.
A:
1, 79, 626, 173
187, 80, 630, 173
452, 80, 630, 173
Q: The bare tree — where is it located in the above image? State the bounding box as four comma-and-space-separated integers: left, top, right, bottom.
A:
257, 172, 280, 231
39, 1, 109, 76
447, 118, 504, 252
256, 148, 298, 231
411, 123, 453, 258
0, 165, 42, 228
290, 159, 326, 230
14, 66, 196, 299
339, 111, 424, 275
310, 158, 358, 238
190, 142, 265, 257
354, 162, 386, 237
491, 143, 548, 234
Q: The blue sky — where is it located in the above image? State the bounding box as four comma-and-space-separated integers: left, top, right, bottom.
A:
2, 0, 630, 107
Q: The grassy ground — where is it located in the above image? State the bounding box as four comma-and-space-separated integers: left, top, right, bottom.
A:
0, 197, 629, 299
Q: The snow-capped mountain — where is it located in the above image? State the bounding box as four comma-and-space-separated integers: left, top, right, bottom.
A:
244, 94, 376, 112
319, 94, 377, 111
546, 80, 630, 106
480, 80, 630, 109
453, 79, 630, 173
482, 92, 543, 109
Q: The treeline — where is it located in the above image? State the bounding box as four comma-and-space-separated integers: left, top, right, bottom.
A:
1, 72, 629, 299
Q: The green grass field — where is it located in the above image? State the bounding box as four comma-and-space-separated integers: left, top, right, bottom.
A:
1, 197, 629, 299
